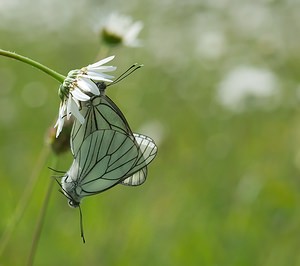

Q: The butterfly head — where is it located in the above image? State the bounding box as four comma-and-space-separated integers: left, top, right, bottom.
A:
68, 199, 80, 208
61, 173, 82, 208
96, 82, 107, 96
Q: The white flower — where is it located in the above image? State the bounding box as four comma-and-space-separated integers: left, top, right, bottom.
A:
79, 56, 117, 82
216, 65, 279, 112
55, 56, 116, 137
101, 13, 143, 47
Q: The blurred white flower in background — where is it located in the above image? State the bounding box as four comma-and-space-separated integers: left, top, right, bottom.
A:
100, 12, 143, 47
196, 30, 227, 60
216, 65, 279, 112
138, 120, 166, 146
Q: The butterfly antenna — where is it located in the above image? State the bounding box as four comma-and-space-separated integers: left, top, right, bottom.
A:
55, 178, 63, 189
55, 179, 73, 202
109, 63, 143, 86
79, 205, 86, 243
48, 166, 66, 174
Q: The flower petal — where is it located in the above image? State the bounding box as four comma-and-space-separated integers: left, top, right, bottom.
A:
54, 101, 67, 137
66, 96, 72, 119
88, 56, 115, 68
69, 98, 85, 124
77, 78, 100, 95
81, 72, 114, 82
124, 21, 143, 46
71, 87, 90, 101
55, 118, 64, 138
88, 66, 117, 72
72, 96, 80, 108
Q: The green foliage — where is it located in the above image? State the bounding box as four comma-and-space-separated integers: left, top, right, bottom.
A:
1, 0, 300, 265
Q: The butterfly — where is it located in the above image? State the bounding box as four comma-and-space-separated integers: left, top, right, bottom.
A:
59, 80, 157, 242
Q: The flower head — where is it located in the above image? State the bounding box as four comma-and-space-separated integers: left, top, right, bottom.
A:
101, 13, 143, 47
55, 56, 116, 137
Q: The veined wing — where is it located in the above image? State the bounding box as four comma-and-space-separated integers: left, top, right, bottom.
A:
70, 93, 157, 189
121, 133, 158, 186
71, 95, 133, 156
73, 129, 139, 197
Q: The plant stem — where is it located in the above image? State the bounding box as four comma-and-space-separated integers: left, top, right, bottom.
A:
0, 146, 50, 257
27, 156, 58, 266
0, 49, 66, 83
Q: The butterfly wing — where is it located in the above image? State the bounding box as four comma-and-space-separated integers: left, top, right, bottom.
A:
70, 94, 157, 190
121, 133, 158, 186
72, 129, 140, 197
71, 95, 133, 156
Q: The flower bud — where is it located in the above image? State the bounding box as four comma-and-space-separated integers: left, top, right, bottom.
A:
47, 117, 74, 155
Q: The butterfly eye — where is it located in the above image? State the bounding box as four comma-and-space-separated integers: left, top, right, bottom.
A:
96, 81, 107, 94
68, 200, 79, 208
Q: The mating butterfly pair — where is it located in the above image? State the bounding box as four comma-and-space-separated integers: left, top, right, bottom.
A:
58, 81, 157, 242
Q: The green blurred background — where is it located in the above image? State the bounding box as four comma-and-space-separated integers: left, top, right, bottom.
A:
1, 0, 300, 265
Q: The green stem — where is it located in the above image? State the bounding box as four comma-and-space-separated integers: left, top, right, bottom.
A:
0, 146, 50, 257
0, 49, 66, 83
27, 156, 58, 266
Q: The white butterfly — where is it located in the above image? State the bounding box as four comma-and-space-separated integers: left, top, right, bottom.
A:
59, 81, 157, 242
